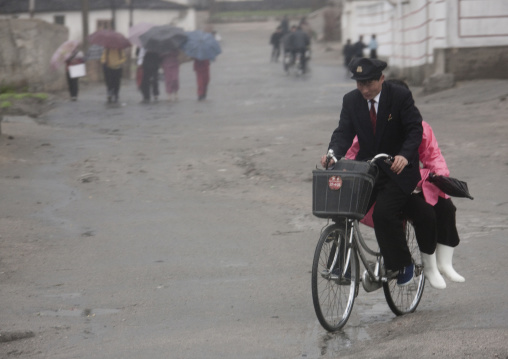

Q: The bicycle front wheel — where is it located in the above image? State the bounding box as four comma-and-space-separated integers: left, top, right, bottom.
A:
383, 220, 425, 315
311, 224, 359, 332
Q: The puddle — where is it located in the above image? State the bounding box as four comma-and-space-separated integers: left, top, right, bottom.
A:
302, 292, 395, 357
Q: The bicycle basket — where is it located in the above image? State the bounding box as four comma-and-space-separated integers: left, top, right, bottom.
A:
312, 160, 377, 220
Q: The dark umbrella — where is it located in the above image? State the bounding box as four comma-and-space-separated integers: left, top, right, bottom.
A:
139, 25, 187, 54
182, 30, 221, 61
89, 29, 131, 49
429, 173, 474, 200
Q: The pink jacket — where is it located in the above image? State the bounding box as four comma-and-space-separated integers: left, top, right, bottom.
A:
346, 121, 449, 226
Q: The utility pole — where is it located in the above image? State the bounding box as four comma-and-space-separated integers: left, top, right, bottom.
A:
111, 0, 116, 30
81, 0, 89, 52
29, 0, 35, 18
127, 0, 134, 27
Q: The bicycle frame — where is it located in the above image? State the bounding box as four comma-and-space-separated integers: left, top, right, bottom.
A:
329, 217, 389, 287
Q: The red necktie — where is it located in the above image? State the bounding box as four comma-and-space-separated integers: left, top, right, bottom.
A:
369, 99, 377, 134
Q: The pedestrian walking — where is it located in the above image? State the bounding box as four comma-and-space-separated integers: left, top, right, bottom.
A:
369, 34, 378, 59
289, 25, 311, 73
280, 15, 289, 35
342, 38, 354, 73
135, 47, 146, 90
193, 59, 210, 101
269, 26, 283, 62
65, 50, 84, 101
353, 35, 367, 58
323, 1, 339, 42
101, 48, 126, 103
161, 51, 180, 102
140, 51, 160, 103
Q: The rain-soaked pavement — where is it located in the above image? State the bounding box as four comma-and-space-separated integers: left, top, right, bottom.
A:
1, 21, 507, 358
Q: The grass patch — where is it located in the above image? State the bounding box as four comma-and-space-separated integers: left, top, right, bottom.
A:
1, 101, 12, 109
211, 8, 311, 20
0, 93, 48, 101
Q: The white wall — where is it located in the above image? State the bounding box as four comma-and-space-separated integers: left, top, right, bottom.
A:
343, 0, 508, 69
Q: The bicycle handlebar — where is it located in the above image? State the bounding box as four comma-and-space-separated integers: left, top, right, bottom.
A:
368, 153, 395, 166
325, 150, 394, 169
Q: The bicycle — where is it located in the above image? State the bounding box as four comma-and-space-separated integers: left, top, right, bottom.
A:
311, 152, 425, 332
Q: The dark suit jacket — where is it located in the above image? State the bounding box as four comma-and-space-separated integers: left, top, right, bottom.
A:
328, 81, 423, 194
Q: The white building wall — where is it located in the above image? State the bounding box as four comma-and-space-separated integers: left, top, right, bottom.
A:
343, 0, 508, 70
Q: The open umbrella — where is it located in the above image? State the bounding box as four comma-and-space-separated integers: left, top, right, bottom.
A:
429, 174, 474, 200
182, 30, 221, 61
50, 39, 81, 70
139, 25, 187, 54
128, 22, 155, 48
89, 29, 131, 49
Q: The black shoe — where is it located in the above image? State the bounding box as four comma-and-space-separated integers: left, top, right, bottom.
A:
330, 265, 351, 285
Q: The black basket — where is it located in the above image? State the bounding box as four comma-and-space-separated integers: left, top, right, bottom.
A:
312, 160, 377, 220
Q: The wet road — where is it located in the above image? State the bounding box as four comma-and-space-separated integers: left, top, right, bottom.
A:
1, 21, 507, 358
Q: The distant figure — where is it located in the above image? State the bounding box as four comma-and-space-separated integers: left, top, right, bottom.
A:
280, 15, 289, 35
135, 47, 146, 90
140, 51, 161, 103
65, 50, 84, 101
342, 38, 354, 72
161, 51, 180, 102
353, 35, 367, 58
288, 25, 311, 73
193, 59, 210, 101
299, 16, 315, 40
101, 48, 126, 103
270, 26, 283, 62
323, 1, 339, 42
369, 34, 378, 59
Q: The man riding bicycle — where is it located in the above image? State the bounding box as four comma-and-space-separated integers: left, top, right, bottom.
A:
320, 58, 423, 286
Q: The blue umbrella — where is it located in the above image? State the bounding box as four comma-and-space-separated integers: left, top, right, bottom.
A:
182, 30, 221, 61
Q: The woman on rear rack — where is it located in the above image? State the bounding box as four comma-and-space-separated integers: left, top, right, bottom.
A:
346, 79, 466, 289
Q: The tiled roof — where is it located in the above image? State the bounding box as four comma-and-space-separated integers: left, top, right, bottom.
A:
0, 0, 188, 14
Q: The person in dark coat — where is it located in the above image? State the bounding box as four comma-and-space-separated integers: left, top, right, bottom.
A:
280, 15, 289, 35
352, 35, 367, 58
288, 25, 310, 73
320, 57, 423, 286
342, 39, 354, 72
269, 26, 283, 62
140, 51, 160, 103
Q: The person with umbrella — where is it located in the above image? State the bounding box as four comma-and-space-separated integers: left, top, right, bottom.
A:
346, 79, 469, 288
139, 25, 187, 103
65, 49, 85, 101
140, 50, 160, 103
89, 30, 131, 103
101, 47, 127, 103
182, 30, 221, 101
50, 39, 84, 101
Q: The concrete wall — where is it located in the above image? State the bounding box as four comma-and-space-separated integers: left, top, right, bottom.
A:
342, 0, 508, 84
0, 19, 68, 92
440, 46, 508, 81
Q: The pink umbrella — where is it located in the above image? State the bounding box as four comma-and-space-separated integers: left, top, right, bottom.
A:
50, 39, 81, 70
89, 29, 131, 49
128, 22, 155, 47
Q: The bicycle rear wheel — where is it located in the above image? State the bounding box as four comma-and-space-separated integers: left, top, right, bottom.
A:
311, 223, 359, 331
383, 220, 425, 315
